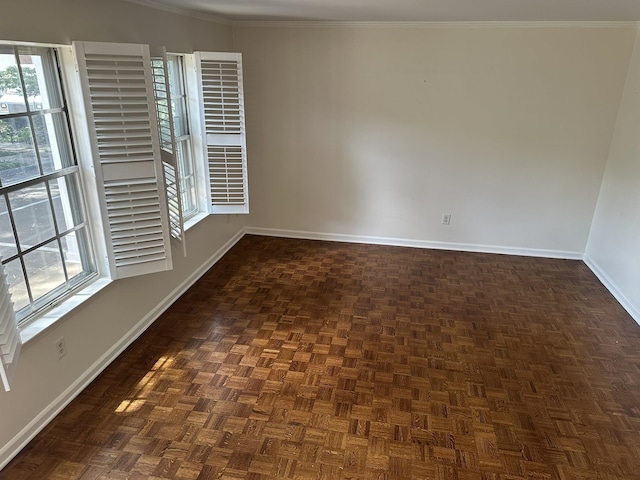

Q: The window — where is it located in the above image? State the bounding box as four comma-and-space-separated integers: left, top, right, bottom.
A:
151, 49, 185, 254
0, 42, 250, 392
0, 44, 95, 323
166, 55, 198, 221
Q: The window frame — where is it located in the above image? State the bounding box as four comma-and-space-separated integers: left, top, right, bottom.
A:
184, 54, 213, 227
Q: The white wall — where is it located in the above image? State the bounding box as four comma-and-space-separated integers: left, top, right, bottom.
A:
0, 0, 246, 467
0, 0, 230, 52
236, 25, 635, 255
586, 29, 640, 322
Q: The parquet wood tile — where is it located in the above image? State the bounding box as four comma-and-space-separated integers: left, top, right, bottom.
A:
2, 235, 640, 479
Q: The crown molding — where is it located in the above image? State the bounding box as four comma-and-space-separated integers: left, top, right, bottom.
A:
112, 3, 640, 29
120, 0, 232, 25
233, 20, 639, 29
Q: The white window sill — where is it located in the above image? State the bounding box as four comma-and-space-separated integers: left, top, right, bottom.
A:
183, 211, 208, 231
19, 276, 113, 345
19, 211, 209, 345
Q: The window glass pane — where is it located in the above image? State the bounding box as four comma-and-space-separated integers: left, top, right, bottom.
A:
17, 46, 63, 111
0, 116, 40, 185
61, 230, 85, 279
177, 138, 194, 177
23, 240, 65, 303
0, 196, 17, 259
8, 182, 55, 250
34, 111, 73, 173
4, 258, 28, 311
167, 56, 182, 94
49, 174, 83, 233
177, 138, 197, 217
167, 56, 188, 137
172, 97, 189, 138
0, 51, 27, 115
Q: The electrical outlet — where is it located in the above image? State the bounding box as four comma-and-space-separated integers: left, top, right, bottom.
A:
442, 214, 451, 225
56, 337, 67, 360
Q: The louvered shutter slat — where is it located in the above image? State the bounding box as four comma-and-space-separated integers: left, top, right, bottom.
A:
0, 260, 21, 392
96, 133, 150, 140
94, 123, 151, 130
163, 161, 183, 240
74, 41, 172, 279
90, 90, 150, 96
112, 229, 163, 240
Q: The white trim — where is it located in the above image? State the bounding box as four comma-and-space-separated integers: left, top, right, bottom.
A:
183, 211, 209, 231
583, 256, 640, 327
120, 0, 232, 25
19, 277, 113, 345
244, 227, 583, 260
0, 227, 246, 471
234, 20, 639, 29
0, 40, 67, 49
90, 5, 640, 29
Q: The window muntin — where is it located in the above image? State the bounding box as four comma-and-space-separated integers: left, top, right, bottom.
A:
0, 44, 96, 323
166, 55, 198, 220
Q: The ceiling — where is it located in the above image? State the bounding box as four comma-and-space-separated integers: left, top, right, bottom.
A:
133, 0, 640, 23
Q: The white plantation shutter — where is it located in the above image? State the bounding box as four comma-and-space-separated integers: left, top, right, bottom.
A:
194, 52, 249, 214
150, 48, 186, 256
73, 41, 172, 279
0, 260, 21, 392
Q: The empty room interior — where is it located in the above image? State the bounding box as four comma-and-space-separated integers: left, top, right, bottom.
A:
1, 0, 639, 478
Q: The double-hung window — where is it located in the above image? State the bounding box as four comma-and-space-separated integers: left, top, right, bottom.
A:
0, 45, 95, 323
166, 55, 198, 221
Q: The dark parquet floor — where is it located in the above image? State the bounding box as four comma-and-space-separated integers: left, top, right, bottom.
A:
2, 235, 640, 480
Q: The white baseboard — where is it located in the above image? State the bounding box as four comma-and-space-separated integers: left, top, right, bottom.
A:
583, 256, 640, 327
0, 227, 246, 471
244, 227, 584, 260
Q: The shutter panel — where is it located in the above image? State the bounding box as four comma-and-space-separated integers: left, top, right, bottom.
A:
0, 260, 21, 392
150, 48, 186, 257
73, 41, 172, 279
194, 52, 249, 214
